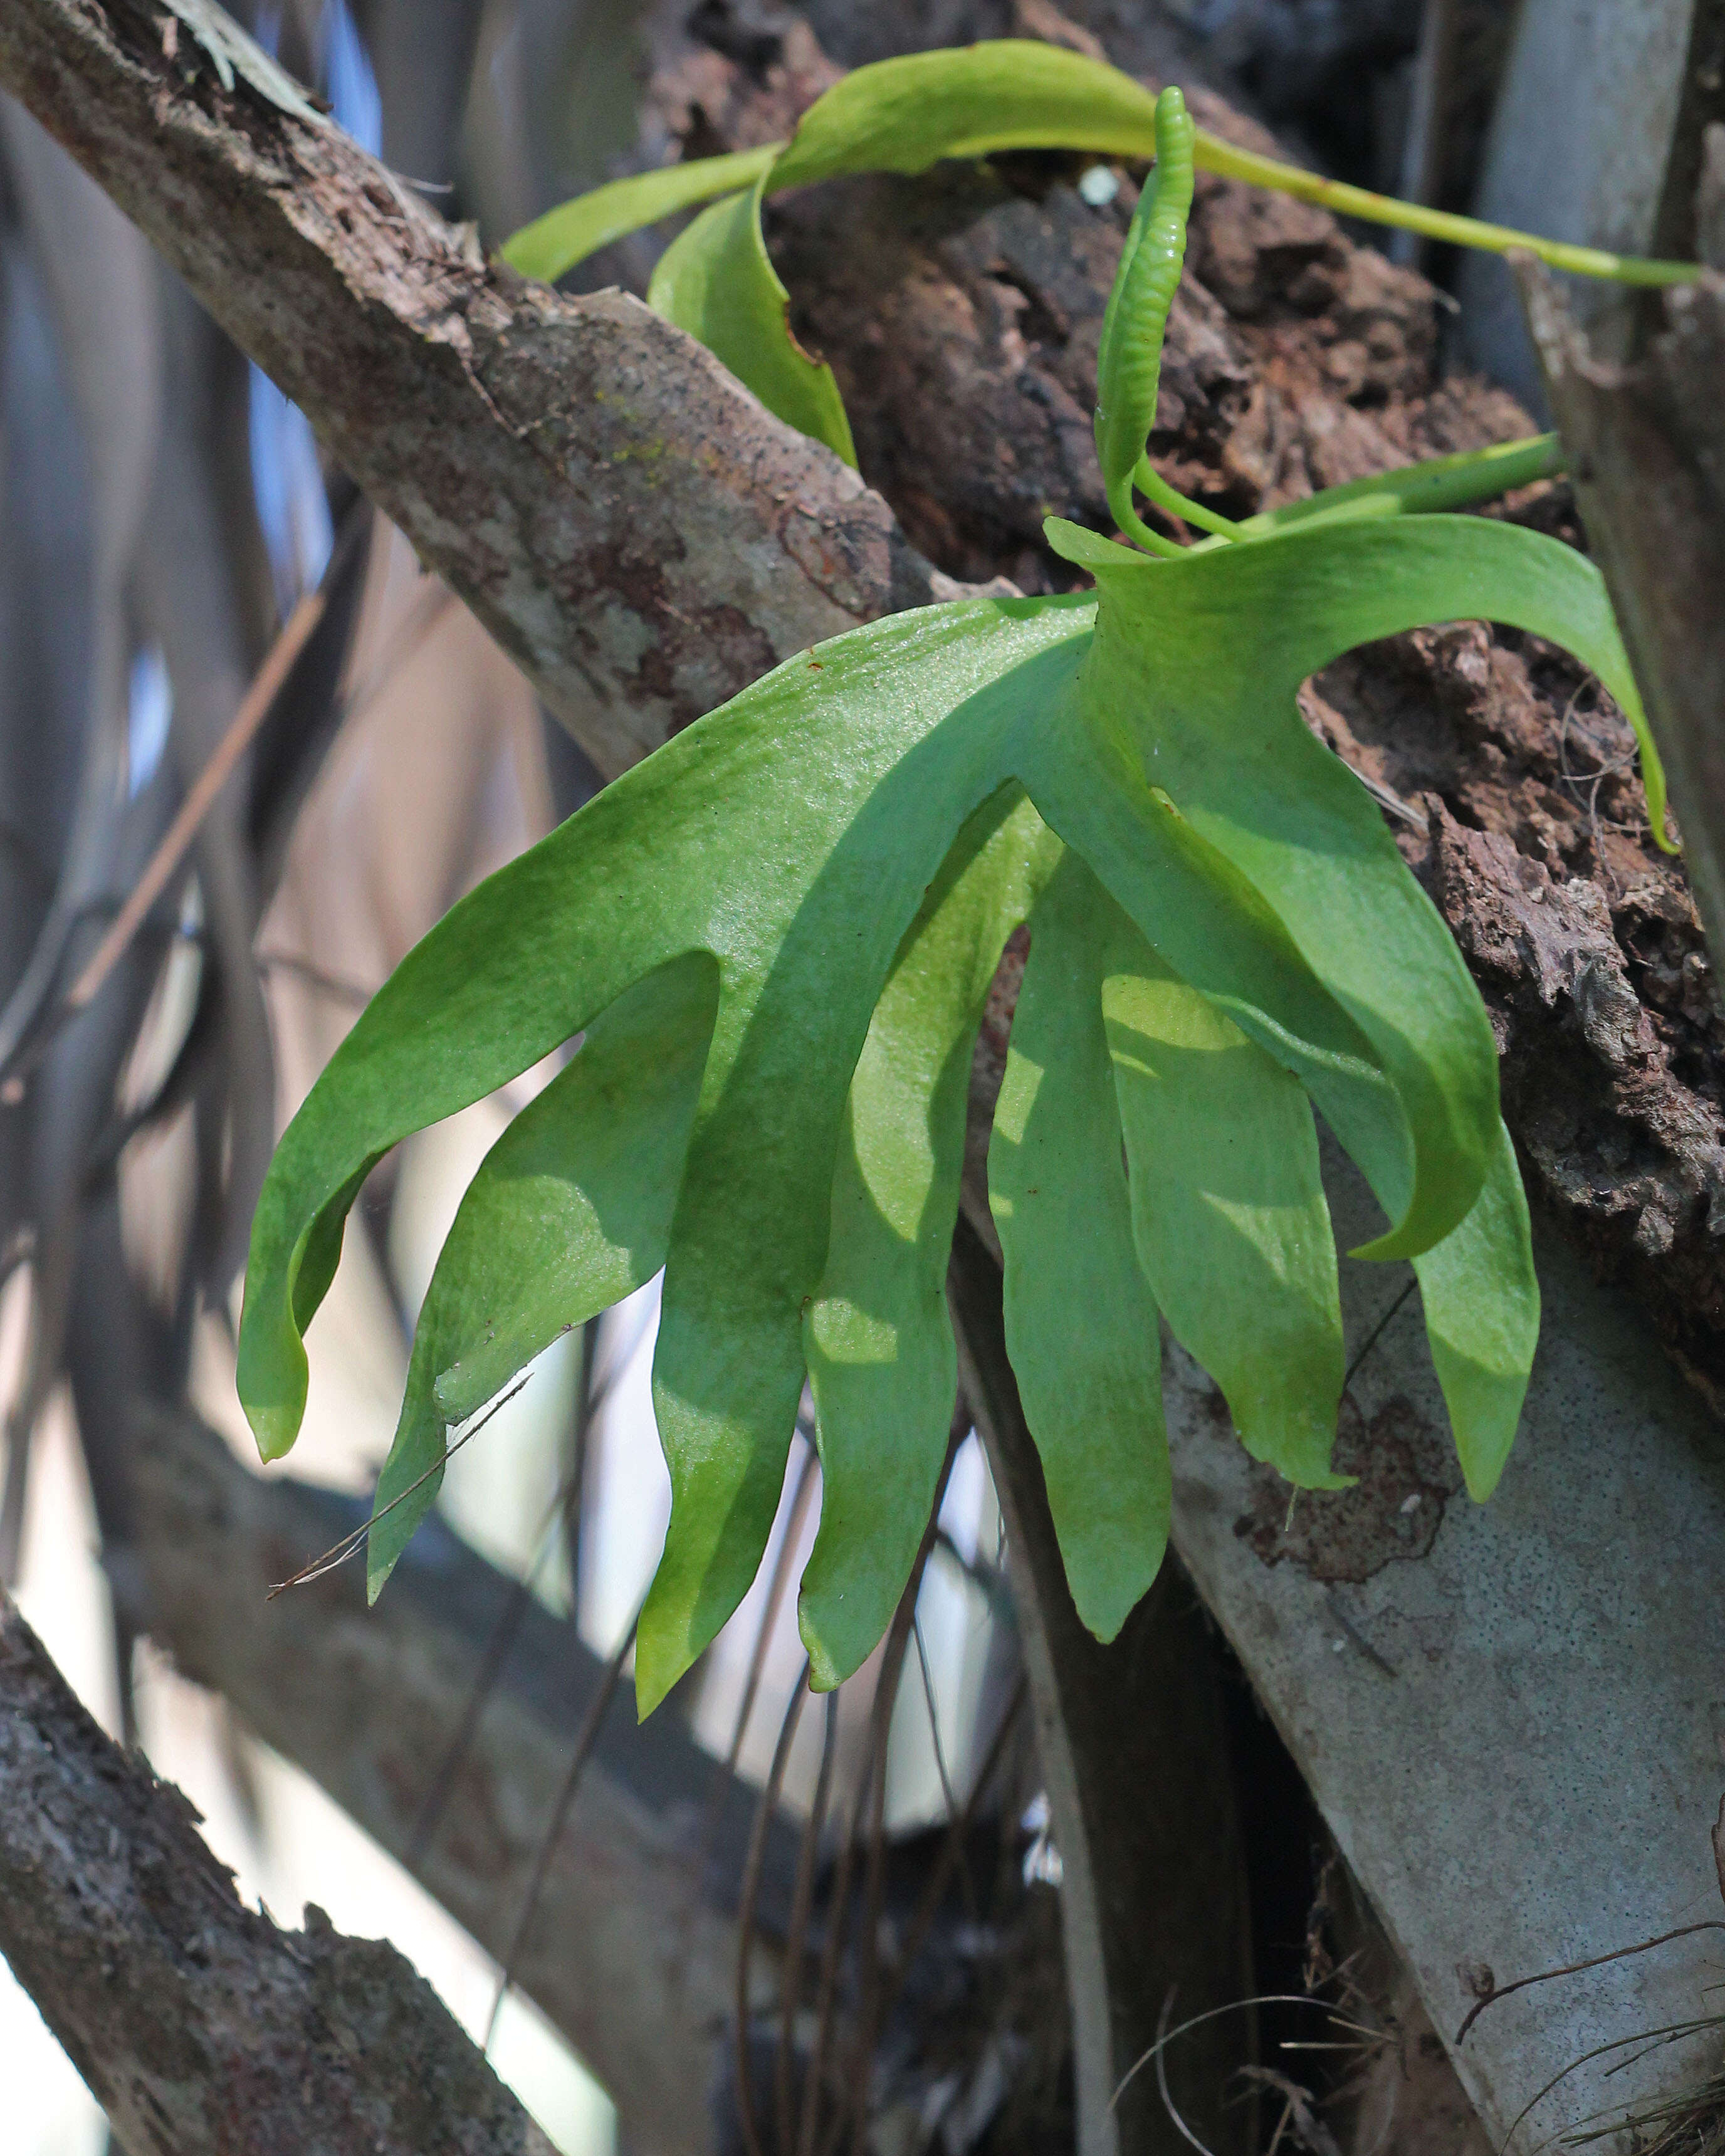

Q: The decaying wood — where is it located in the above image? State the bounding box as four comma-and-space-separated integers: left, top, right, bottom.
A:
0, 0, 952, 782
1494, 262, 1725, 1406
122, 1406, 795, 2156
1518, 258, 1725, 981
0, 1584, 556, 2156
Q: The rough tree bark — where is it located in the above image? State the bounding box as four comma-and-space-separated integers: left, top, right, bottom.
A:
0, 1588, 557, 2156
0, 0, 949, 781
122, 1407, 792, 2156
1519, 259, 1725, 974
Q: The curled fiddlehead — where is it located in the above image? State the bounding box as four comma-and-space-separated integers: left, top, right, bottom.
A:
1095, 86, 1194, 555
1093, 87, 1245, 554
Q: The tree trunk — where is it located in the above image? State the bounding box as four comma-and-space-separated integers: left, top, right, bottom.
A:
123, 1405, 795, 2156
1519, 259, 1725, 972
0, 1586, 557, 2156
126, 1405, 793, 2156
6, 9, 1725, 2155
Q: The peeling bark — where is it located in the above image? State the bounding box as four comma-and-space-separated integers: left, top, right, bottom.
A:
0, 1586, 557, 2156
1519, 260, 1725, 975
1489, 260, 1725, 1400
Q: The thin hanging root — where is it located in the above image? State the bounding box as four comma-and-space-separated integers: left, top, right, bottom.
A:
483, 1594, 645, 2053
777, 1690, 839, 2156
1154, 1988, 1222, 2156
266, 1374, 532, 1598
911, 1608, 973, 1913
735, 1658, 810, 2156
836, 1440, 962, 2156
1454, 1918, 1725, 2044
1113, 1996, 1387, 2113
797, 1704, 879, 2156
406, 1322, 650, 1868
867, 1674, 1029, 2049
1568, 2061, 1725, 2156
705, 1425, 820, 1842
1496, 2014, 1725, 2156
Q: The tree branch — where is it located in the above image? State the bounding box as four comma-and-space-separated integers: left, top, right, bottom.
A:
0, 0, 946, 780
120, 1407, 798, 2156
0, 1584, 557, 2156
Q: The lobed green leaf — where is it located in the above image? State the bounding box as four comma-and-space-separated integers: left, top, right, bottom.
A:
246, 504, 1595, 1709
1097, 880, 1349, 1490
1047, 510, 1667, 1248
239, 593, 1099, 1712
365, 953, 720, 1601
1409, 1117, 1539, 1502
802, 790, 1058, 1686
990, 850, 1170, 1640
500, 45, 1158, 288
501, 44, 1697, 293
767, 42, 1159, 189
234, 24, 1665, 1724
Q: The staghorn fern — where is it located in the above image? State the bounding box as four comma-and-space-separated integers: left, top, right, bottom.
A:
239, 89, 1668, 1716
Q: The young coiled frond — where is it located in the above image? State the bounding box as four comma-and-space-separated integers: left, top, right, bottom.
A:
1094, 86, 1198, 557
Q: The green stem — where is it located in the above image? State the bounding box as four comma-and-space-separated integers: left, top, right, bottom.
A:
1133, 458, 1244, 541
1188, 433, 1566, 549
1193, 132, 1699, 286
1106, 477, 1186, 558
502, 112, 1704, 295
